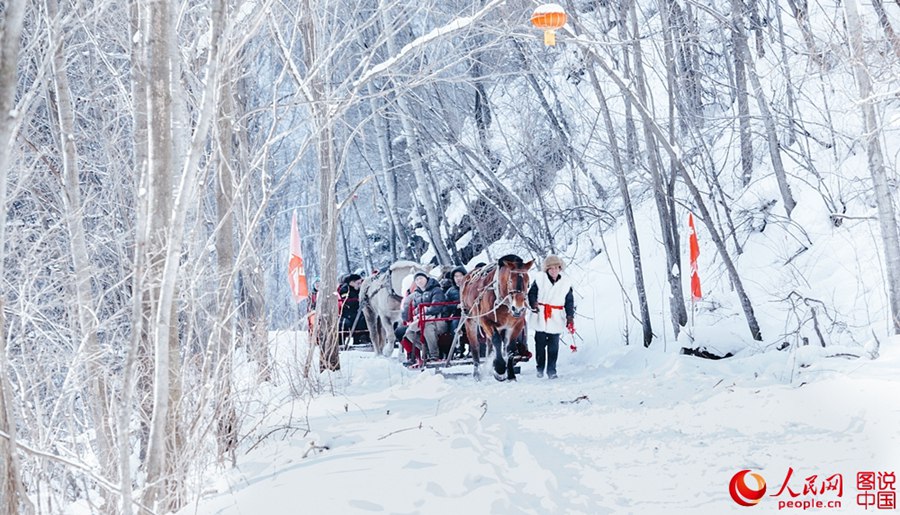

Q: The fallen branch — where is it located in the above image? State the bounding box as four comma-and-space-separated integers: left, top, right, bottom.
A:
560, 395, 590, 404
680, 347, 734, 360
247, 425, 304, 454
378, 422, 423, 441
301, 441, 331, 459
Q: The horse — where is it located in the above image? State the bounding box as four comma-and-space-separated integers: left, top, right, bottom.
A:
359, 260, 424, 355
459, 255, 534, 381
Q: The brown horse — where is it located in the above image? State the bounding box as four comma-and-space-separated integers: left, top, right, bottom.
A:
459, 255, 533, 381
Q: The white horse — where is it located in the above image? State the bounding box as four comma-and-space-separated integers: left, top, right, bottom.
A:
360, 260, 423, 355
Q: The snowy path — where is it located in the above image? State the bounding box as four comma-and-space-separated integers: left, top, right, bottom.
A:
180, 336, 900, 515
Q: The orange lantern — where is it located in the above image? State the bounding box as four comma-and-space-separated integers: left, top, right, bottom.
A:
531, 4, 567, 46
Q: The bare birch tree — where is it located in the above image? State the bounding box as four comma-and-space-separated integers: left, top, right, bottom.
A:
0, 2, 32, 511
844, 0, 900, 334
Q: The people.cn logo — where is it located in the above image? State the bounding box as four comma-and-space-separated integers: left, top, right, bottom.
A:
730, 470, 768, 507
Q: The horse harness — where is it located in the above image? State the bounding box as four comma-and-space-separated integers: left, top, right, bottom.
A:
464, 264, 529, 323
364, 269, 403, 305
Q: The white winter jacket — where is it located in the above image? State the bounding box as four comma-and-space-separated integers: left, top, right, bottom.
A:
527, 271, 574, 334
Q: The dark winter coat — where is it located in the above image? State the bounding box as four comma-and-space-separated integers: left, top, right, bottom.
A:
444, 284, 460, 317
412, 277, 446, 317
308, 289, 318, 313
443, 266, 467, 317
339, 283, 362, 326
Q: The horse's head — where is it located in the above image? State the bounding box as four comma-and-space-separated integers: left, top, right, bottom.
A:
497, 256, 534, 318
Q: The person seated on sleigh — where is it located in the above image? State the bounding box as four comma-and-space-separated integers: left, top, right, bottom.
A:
402, 272, 448, 366
443, 265, 470, 359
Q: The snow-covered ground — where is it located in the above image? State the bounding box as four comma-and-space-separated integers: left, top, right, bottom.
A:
177, 331, 900, 515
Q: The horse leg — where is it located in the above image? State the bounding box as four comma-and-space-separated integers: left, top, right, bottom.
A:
363, 304, 380, 354
491, 330, 506, 379
464, 318, 481, 380
374, 317, 384, 356
505, 331, 517, 381
380, 314, 394, 357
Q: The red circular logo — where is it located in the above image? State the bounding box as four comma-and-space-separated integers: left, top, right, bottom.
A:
730, 470, 767, 507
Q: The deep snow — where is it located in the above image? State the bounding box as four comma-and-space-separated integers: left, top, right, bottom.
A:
175, 330, 899, 515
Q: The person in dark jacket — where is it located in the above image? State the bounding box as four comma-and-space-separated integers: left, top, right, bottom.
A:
306, 278, 320, 334
404, 272, 448, 362
339, 273, 368, 343
443, 266, 467, 357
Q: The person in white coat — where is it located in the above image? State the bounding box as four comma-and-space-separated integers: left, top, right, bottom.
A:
527, 255, 575, 379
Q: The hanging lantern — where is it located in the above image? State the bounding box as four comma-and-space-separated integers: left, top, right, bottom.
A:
531, 4, 567, 46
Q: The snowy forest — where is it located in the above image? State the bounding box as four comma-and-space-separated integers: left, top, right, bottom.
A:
1, 0, 899, 513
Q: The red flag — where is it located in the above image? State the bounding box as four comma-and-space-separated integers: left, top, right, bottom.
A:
689, 213, 702, 301
289, 211, 308, 302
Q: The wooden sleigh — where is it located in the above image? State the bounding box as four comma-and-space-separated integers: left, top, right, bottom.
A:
409, 301, 531, 379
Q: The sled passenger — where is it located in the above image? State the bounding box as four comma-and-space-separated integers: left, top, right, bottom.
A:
443, 266, 467, 357
403, 271, 448, 364
527, 255, 575, 379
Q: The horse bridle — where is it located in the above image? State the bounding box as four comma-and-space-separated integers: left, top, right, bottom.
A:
492, 266, 529, 312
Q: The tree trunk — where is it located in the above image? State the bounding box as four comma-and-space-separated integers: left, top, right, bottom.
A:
845, 0, 900, 334
585, 65, 654, 347
45, 0, 118, 506
301, 0, 341, 374
871, 0, 900, 59
733, 8, 797, 217
578, 40, 764, 342
365, 88, 410, 259
121, 0, 148, 496
378, 9, 452, 265
215, 74, 238, 462
141, 0, 175, 509
784, 0, 824, 66
231, 75, 270, 382
731, 0, 754, 186
143, 0, 224, 510
0, 1, 34, 513
630, 2, 688, 339
617, 0, 640, 168
772, 0, 799, 147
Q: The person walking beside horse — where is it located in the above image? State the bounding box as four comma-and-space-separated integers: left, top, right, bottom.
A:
528, 255, 575, 379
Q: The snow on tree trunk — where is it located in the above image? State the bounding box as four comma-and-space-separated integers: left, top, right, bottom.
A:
141, 0, 176, 509
45, 0, 118, 507
215, 74, 238, 461
577, 33, 764, 342
300, 0, 342, 374
379, 8, 453, 265
629, 3, 688, 340
366, 87, 410, 259
734, 3, 797, 217
143, 0, 224, 510
0, 0, 32, 513
844, 0, 900, 335
731, 0, 754, 186
585, 64, 654, 347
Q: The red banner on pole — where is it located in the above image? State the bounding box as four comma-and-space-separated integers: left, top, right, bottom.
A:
289, 211, 308, 302
689, 213, 702, 301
